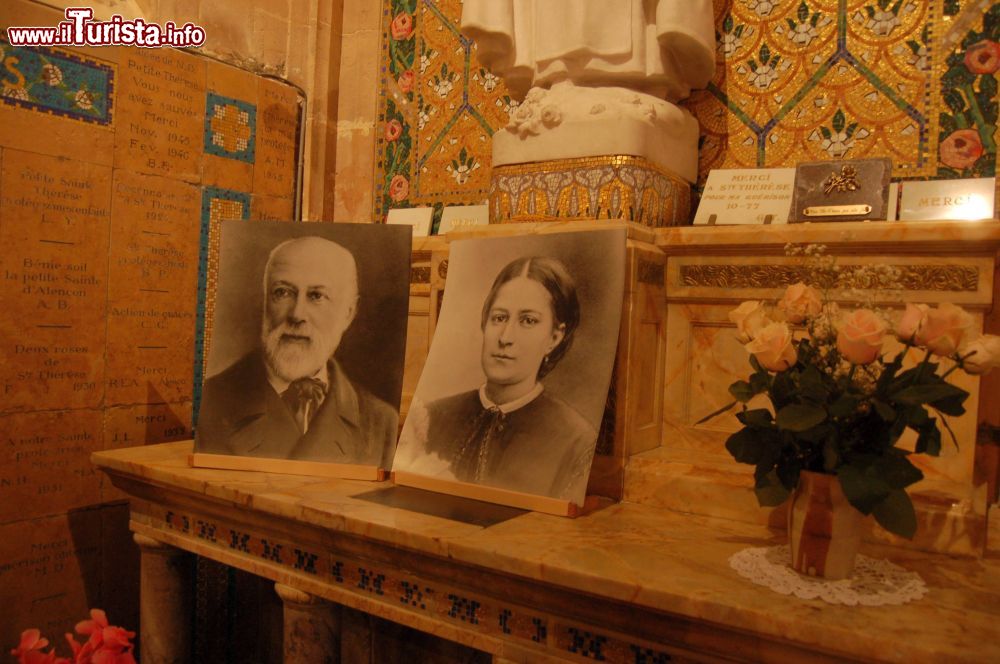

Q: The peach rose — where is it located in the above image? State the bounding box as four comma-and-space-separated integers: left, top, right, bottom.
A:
916, 302, 973, 356
837, 309, 886, 365
388, 174, 409, 201
961, 335, 1000, 375
397, 69, 415, 93
965, 40, 1000, 75
390, 12, 414, 40
940, 129, 984, 170
384, 119, 402, 142
729, 300, 770, 342
745, 322, 797, 372
895, 303, 929, 343
777, 282, 822, 324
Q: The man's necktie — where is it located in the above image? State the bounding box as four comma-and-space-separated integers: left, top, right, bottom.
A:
282, 377, 327, 434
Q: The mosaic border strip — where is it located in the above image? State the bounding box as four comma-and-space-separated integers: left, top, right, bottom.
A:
0, 41, 115, 125
193, 186, 252, 423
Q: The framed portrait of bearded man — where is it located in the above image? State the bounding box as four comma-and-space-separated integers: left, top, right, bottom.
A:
393, 229, 625, 514
192, 220, 411, 478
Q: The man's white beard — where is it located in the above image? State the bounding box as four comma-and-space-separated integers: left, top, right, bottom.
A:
262, 321, 336, 382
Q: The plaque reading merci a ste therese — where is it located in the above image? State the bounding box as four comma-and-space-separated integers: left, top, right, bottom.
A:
790, 158, 892, 222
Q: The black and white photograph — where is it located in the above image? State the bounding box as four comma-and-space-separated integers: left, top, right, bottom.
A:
195, 220, 411, 469
393, 229, 626, 507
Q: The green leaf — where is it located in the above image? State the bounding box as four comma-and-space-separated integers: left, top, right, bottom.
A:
838, 465, 890, 515
776, 404, 827, 432
822, 437, 840, 472
798, 365, 828, 403
872, 399, 895, 421
930, 392, 967, 417
829, 395, 860, 418
755, 469, 790, 506
726, 428, 767, 464
787, 18, 797, 31
872, 489, 917, 539
914, 422, 942, 456
750, 371, 771, 394
939, 111, 958, 134
944, 89, 966, 113
820, 126, 832, 140
893, 383, 966, 406
723, 14, 734, 32
737, 408, 774, 428
729, 380, 755, 403
874, 453, 924, 490
832, 109, 846, 133
798, 1, 809, 22
760, 43, 771, 65
771, 372, 799, 410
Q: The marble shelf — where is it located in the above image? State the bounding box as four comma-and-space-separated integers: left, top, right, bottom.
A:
94, 441, 1000, 663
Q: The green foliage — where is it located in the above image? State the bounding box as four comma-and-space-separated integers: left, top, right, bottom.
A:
719, 339, 970, 540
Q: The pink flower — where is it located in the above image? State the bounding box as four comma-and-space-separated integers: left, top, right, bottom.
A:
916, 302, 973, 356
964, 40, 1000, 74
895, 303, 928, 343
962, 334, 1000, 375
11, 630, 48, 658
777, 282, 822, 324
397, 70, 415, 93
837, 309, 886, 365
100, 626, 135, 651
729, 300, 770, 342
390, 12, 414, 40
76, 608, 109, 647
388, 174, 409, 201
745, 322, 797, 372
940, 129, 984, 170
384, 119, 402, 142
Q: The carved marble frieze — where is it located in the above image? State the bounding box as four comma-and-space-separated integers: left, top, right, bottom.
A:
677, 263, 980, 292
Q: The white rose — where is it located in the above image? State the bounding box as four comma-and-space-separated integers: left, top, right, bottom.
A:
962, 335, 1000, 375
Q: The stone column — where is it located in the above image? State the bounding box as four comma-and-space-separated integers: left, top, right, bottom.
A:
133, 534, 195, 664
275, 583, 341, 663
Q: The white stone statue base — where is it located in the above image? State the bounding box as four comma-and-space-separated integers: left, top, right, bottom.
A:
494, 82, 700, 184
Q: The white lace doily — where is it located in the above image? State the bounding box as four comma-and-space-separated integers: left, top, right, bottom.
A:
729, 545, 927, 606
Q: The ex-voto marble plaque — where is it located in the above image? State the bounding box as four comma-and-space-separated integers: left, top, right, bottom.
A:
790, 158, 892, 222
106, 171, 200, 405
0, 150, 112, 411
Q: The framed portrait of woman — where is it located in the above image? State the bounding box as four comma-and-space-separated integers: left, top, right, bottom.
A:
392, 228, 626, 514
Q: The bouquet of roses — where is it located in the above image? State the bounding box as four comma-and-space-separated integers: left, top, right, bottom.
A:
702, 248, 999, 539
10, 609, 135, 664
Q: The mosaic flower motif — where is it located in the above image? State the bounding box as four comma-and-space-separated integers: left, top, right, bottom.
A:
397, 69, 415, 93
2, 85, 29, 101
417, 98, 435, 130
389, 174, 409, 201
744, 44, 782, 90
474, 68, 500, 93
447, 147, 480, 185
210, 103, 252, 152
785, 2, 822, 47
747, 0, 778, 17
860, 0, 904, 38
429, 63, 457, 99
964, 40, 1000, 74
74, 88, 94, 110
390, 12, 414, 41
718, 15, 749, 58
385, 119, 403, 142
419, 40, 437, 75
495, 95, 518, 117
902, 27, 931, 72
810, 109, 868, 158
41, 63, 63, 86
939, 129, 985, 170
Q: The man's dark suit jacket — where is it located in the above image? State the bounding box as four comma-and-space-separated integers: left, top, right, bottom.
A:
196, 351, 398, 467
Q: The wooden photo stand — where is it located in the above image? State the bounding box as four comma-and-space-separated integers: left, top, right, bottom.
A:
391, 471, 579, 517
189, 445, 387, 481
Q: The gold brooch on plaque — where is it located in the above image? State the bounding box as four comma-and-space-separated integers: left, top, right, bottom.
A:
790, 158, 892, 222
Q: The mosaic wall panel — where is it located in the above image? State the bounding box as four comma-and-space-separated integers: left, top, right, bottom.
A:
0, 40, 114, 125
374, 0, 999, 221
0, 0, 302, 647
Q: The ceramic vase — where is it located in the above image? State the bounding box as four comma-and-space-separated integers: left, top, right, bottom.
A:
787, 470, 862, 580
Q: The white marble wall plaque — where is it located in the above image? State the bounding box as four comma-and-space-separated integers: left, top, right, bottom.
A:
899, 178, 995, 221
438, 205, 489, 234
694, 168, 795, 225
387, 207, 434, 237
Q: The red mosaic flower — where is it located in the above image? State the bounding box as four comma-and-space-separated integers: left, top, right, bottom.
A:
389, 174, 409, 201
390, 13, 414, 40
397, 69, 415, 93
964, 40, 1000, 74
939, 129, 984, 170
384, 119, 403, 142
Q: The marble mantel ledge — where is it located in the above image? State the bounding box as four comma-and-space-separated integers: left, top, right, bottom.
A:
655, 220, 1000, 255
94, 442, 999, 663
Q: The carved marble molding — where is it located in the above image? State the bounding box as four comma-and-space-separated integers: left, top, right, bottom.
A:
490, 155, 691, 228
678, 264, 979, 292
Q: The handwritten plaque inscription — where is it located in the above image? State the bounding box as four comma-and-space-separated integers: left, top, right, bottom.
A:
254, 78, 299, 197
106, 171, 200, 405
0, 150, 111, 411
114, 48, 206, 181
